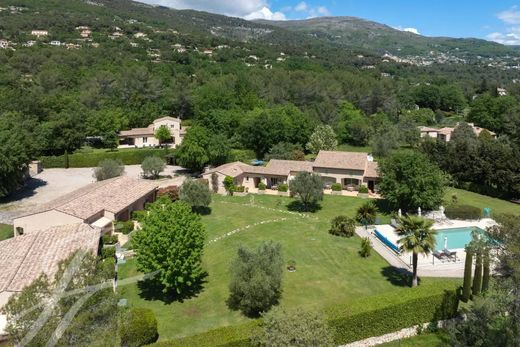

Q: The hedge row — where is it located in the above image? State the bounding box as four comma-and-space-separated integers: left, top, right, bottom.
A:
152, 321, 259, 347
445, 204, 482, 220
40, 149, 171, 168
327, 289, 459, 344
152, 283, 458, 347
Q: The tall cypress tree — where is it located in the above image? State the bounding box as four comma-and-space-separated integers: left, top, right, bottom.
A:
472, 250, 483, 297
482, 248, 491, 293
462, 246, 473, 302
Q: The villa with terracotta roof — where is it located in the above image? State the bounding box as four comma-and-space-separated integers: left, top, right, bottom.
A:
118, 116, 187, 148
202, 151, 379, 195
13, 176, 157, 235
0, 223, 100, 335
419, 122, 496, 142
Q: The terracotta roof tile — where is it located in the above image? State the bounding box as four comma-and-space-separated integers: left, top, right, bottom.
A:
313, 151, 368, 171
21, 176, 157, 220
0, 224, 100, 294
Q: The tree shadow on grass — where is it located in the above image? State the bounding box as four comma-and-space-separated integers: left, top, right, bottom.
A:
193, 206, 212, 215
137, 271, 208, 304
381, 266, 420, 287
286, 200, 322, 213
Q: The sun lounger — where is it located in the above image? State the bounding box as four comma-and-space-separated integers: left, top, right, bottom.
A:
433, 250, 448, 262
444, 249, 457, 262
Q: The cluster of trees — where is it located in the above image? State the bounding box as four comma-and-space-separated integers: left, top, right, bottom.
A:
446, 214, 520, 345
420, 122, 520, 198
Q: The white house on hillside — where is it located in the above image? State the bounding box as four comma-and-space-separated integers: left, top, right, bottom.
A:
118, 116, 187, 148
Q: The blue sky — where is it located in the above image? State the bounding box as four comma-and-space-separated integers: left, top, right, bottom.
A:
140, 0, 520, 44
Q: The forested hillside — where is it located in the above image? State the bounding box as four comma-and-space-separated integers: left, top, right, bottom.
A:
1, 0, 520, 199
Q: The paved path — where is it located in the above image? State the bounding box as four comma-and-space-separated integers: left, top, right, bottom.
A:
356, 227, 464, 278
0, 165, 188, 224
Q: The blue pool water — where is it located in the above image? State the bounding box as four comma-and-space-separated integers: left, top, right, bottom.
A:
435, 227, 485, 250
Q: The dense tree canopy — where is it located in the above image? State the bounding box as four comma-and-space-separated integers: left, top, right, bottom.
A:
133, 198, 206, 295
378, 150, 449, 211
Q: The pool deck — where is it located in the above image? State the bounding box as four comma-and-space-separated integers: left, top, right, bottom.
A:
357, 218, 497, 278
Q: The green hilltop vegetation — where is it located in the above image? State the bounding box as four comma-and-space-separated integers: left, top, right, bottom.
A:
256, 16, 520, 57
1, 0, 520, 200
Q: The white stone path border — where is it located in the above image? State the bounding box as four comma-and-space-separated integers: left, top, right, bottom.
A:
208, 198, 318, 245
340, 319, 454, 347
208, 218, 289, 244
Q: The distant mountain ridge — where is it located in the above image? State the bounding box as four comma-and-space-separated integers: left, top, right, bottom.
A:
254, 16, 519, 57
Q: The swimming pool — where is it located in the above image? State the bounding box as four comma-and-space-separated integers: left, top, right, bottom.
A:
435, 226, 486, 250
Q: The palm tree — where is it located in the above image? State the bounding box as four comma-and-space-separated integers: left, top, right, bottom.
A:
395, 215, 436, 287
356, 201, 378, 227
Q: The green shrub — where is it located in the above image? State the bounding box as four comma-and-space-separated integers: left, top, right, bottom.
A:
151, 321, 258, 347
98, 257, 116, 279
229, 149, 256, 163
41, 149, 170, 168
235, 186, 245, 193
331, 183, 342, 191
258, 182, 266, 191
115, 220, 134, 234
132, 210, 147, 222
102, 234, 118, 245
101, 246, 116, 259
358, 186, 369, 194
277, 184, 288, 192
93, 159, 125, 181
158, 185, 180, 202
120, 307, 159, 347
445, 205, 481, 220
141, 156, 166, 179
329, 216, 356, 237
359, 237, 372, 258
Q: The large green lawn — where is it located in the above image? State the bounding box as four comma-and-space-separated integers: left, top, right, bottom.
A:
0, 224, 14, 241
118, 194, 458, 341
445, 188, 520, 216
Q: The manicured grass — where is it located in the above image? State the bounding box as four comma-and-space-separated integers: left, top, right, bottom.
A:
118, 194, 458, 341
445, 188, 520, 216
0, 224, 14, 241
380, 332, 446, 346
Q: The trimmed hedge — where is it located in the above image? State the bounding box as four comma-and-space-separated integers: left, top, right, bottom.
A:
152, 321, 259, 347
445, 204, 481, 220
331, 183, 342, 191
326, 288, 459, 344
277, 184, 288, 192
120, 307, 159, 347
40, 148, 171, 168
151, 283, 458, 347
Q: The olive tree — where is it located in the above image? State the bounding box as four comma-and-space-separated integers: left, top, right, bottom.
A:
93, 159, 125, 181
141, 156, 166, 179
289, 172, 323, 211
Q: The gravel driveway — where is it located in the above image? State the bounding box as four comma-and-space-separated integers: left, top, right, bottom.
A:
0, 165, 189, 224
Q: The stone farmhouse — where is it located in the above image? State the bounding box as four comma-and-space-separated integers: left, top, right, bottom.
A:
203, 151, 379, 194
118, 116, 186, 148
419, 122, 496, 142
13, 176, 157, 235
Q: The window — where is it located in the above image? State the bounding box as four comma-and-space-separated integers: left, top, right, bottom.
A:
343, 178, 360, 186
143, 137, 148, 143
16, 227, 24, 235
170, 124, 175, 128
271, 178, 279, 185
246, 176, 249, 181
